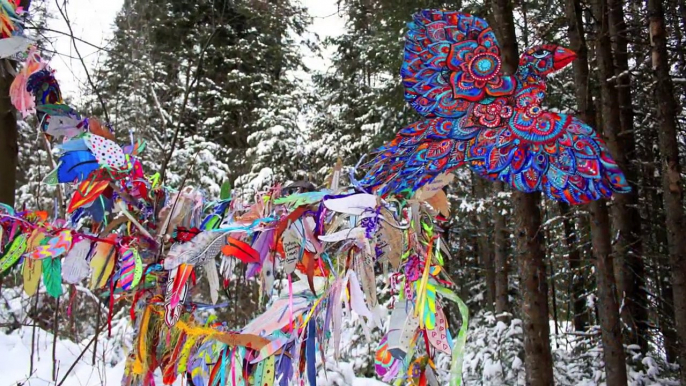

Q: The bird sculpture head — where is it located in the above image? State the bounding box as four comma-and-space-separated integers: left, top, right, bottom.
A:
518, 44, 577, 79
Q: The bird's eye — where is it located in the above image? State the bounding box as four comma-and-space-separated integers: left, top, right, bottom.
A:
533, 50, 549, 59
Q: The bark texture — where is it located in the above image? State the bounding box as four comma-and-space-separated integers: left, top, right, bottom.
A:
0, 62, 17, 207
606, 0, 648, 352
648, 0, 686, 380
566, 0, 628, 383
492, 1, 554, 384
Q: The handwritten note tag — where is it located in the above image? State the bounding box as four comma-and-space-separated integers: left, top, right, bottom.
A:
414, 173, 454, 201
377, 224, 403, 269
281, 228, 301, 274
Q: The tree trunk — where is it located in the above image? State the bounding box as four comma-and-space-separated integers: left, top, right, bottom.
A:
566, 0, 628, 383
588, 201, 629, 386
648, 0, 686, 380
606, 0, 648, 352
476, 178, 496, 311
0, 61, 17, 207
559, 202, 587, 332
492, 1, 554, 384
494, 182, 510, 322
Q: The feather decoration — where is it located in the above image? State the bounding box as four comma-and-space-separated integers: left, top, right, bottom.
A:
323, 193, 378, 215
117, 246, 143, 291
262, 353, 276, 386
27, 67, 63, 105
85, 133, 127, 170
36, 104, 79, 117
249, 336, 289, 364
25, 227, 46, 253
0, 35, 31, 59
275, 350, 292, 386
427, 305, 451, 355
246, 229, 273, 280
0, 0, 21, 39
162, 330, 186, 385
67, 180, 109, 213
10, 48, 44, 117
22, 259, 43, 296
190, 339, 215, 386
42, 257, 63, 298
164, 231, 226, 270
28, 229, 72, 260
22, 257, 42, 296
45, 115, 84, 139
221, 236, 259, 263
347, 271, 373, 321
202, 259, 220, 305
208, 347, 228, 386
133, 306, 152, 375
88, 235, 117, 289
46, 151, 99, 185
87, 117, 115, 141
164, 264, 192, 326
61, 239, 91, 284
273, 191, 327, 207
56, 137, 89, 152
375, 334, 399, 379
122, 138, 146, 156
0, 233, 27, 273
177, 335, 200, 374
252, 358, 265, 386
318, 227, 366, 244
306, 319, 317, 386
414, 278, 437, 330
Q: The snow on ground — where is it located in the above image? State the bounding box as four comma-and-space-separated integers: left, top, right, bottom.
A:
0, 319, 132, 386
0, 321, 389, 386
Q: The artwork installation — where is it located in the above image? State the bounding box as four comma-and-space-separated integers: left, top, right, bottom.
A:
0, 4, 628, 386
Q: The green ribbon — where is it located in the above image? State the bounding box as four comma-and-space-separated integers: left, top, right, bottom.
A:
437, 285, 469, 386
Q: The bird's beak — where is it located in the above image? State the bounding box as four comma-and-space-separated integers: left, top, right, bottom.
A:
553, 47, 577, 70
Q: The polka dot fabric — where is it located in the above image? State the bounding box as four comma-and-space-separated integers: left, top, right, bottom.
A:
86, 134, 127, 170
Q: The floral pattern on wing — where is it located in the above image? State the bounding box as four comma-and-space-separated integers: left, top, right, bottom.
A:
473, 97, 513, 127
447, 29, 514, 101
401, 10, 515, 118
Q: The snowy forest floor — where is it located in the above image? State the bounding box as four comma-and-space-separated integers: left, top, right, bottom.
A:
1, 287, 679, 386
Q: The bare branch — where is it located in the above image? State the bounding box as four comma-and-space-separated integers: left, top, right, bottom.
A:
158, 28, 219, 183
53, 0, 110, 125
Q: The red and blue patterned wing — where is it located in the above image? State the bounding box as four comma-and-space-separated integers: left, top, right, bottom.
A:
467, 115, 630, 205
402, 10, 516, 118
360, 118, 476, 196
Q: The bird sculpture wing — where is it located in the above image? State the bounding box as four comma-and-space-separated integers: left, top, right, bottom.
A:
401, 10, 515, 118
360, 10, 630, 205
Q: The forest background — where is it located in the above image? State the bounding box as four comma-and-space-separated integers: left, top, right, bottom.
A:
0, 0, 685, 385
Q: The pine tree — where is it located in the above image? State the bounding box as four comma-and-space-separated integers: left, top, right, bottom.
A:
648, 0, 686, 380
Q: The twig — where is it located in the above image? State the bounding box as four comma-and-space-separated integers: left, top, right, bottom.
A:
91, 298, 102, 366
158, 29, 219, 182
148, 83, 171, 126
0, 283, 22, 329
52, 297, 60, 381
56, 321, 108, 386
29, 293, 39, 375
24, 25, 112, 53
53, 0, 111, 125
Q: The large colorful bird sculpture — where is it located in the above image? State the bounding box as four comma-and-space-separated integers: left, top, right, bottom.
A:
360, 10, 630, 205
